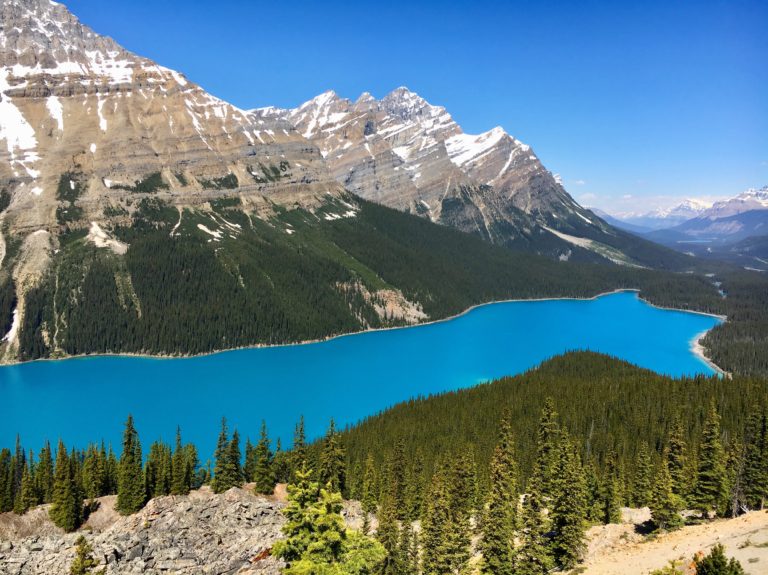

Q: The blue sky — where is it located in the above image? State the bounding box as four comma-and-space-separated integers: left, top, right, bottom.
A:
66, 0, 767, 214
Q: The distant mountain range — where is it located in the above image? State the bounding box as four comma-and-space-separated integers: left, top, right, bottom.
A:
601, 199, 714, 231
596, 187, 768, 270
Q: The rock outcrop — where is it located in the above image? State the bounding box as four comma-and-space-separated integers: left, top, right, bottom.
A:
0, 486, 365, 575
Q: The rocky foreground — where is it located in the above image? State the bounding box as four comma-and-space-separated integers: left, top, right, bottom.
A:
3, 486, 768, 575
0, 485, 364, 575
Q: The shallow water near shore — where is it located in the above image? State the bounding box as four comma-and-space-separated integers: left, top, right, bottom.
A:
0, 291, 721, 456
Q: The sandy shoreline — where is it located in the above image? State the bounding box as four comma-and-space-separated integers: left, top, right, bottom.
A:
0, 288, 727, 373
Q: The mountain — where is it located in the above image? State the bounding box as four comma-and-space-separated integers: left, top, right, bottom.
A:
263, 89, 691, 268
643, 187, 768, 261
588, 208, 653, 234
0, 0, 719, 365
606, 198, 713, 231
698, 186, 768, 220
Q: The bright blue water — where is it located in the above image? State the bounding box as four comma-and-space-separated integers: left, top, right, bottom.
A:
0, 291, 721, 457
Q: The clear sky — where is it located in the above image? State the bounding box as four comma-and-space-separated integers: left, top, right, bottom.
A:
65, 0, 767, 214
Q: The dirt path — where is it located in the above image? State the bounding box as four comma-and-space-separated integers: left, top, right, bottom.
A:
582, 511, 768, 574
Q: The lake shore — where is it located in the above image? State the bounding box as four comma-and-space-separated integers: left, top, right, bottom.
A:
0, 288, 726, 374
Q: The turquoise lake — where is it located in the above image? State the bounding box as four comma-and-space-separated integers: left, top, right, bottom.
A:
0, 291, 721, 457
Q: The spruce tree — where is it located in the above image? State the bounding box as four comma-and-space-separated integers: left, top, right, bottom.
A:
377, 492, 403, 575
229, 430, 243, 483
480, 411, 517, 575
171, 427, 191, 495
650, 449, 683, 531
530, 398, 561, 503
50, 440, 82, 531
421, 467, 452, 575
667, 414, 688, 500
550, 434, 587, 570
361, 454, 377, 532
584, 459, 603, 523
272, 465, 385, 574
601, 451, 621, 524
742, 405, 767, 510
515, 488, 554, 575
404, 452, 425, 521
694, 543, 746, 575
0, 448, 12, 512
273, 439, 291, 484
212, 418, 241, 493
694, 401, 728, 518
290, 416, 307, 481
631, 441, 653, 507
244, 438, 256, 482
253, 420, 275, 494
70, 535, 104, 575
19, 456, 38, 513
116, 415, 145, 515
725, 439, 747, 518
319, 419, 346, 494
36, 442, 54, 503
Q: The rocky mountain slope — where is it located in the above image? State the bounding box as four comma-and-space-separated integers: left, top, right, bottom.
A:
261, 88, 669, 264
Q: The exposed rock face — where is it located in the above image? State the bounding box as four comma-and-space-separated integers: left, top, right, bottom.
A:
0, 0, 341, 236
262, 88, 613, 252
0, 486, 366, 575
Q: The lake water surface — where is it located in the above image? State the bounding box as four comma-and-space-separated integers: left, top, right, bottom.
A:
0, 291, 721, 457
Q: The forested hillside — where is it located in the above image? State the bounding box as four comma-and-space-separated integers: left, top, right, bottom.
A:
338, 351, 768, 503
5, 195, 725, 359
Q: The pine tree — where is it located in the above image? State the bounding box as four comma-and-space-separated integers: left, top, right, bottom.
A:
0, 448, 12, 512
290, 416, 307, 482
601, 451, 621, 524
650, 449, 683, 531
584, 459, 603, 523
421, 467, 452, 575
550, 434, 587, 570
319, 419, 346, 494
171, 427, 191, 495
742, 405, 767, 510
404, 452, 425, 521
272, 465, 385, 574
387, 439, 407, 516
81, 445, 105, 500
377, 492, 403, 575
694, 543, 746, 575
631, 441, 653, 507
361, 454, 377, 533
244, 438, 256, 482
694, 401, 728, 518
480, 411, 517, 575
50, 440, 82, 531
229, 429, 243, 483
667, 414, 688, 501
211, 418, 241, 493
515, 489, 554, 575
530, 398, 561, 503
725, 439, 747, 518
253, 420, 275, 494
36, 442, 54, 503
116, 415, 145, 515
70, 535, 104, 575
19, 455, 38, 513
273, 439, 291, 484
